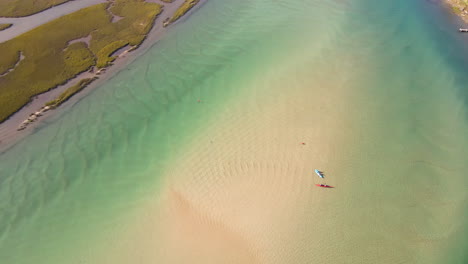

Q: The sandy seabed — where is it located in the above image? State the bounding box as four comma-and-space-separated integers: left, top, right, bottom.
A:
92, 52, 362, 264
2, 0, 466, 262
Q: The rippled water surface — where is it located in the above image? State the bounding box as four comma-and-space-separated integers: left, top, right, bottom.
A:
0, 0, 467, 263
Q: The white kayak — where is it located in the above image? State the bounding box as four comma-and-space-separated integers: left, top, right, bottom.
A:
315, 169, 324, 178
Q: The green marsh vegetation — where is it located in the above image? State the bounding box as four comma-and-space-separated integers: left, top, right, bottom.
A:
445, 0, 468, 23
0, 0, 162, 122
46, 78, 97, 108
0, 24, 13, 31
170, 0, 200, 23
452, 6, 462, 14
447, 0, 468, 15
90, 0, 162, 67
0, 0, 71, 17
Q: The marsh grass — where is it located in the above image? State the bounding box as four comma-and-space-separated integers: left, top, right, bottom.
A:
452, 6, 462, 14
0, 4, 108, 122
0, 24, 13, 31
0, 0, 162, 122
63, 42, 96, 70
447, 0, 468, 15
46, 78, 96, 107
0, 0, 71, 17
170, 0, 200, 23
90, 0, 162, 68
0, 50, 20, 75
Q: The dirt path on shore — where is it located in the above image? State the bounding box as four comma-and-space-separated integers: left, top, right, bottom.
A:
0, 0, 107, 43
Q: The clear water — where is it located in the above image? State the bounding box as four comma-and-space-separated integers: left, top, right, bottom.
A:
0, 0, 467, 263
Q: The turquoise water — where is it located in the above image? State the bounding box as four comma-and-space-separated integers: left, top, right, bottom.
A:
0, 0, 467, 263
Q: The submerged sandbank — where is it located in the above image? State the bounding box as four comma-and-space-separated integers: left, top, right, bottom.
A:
91, 41, 468, 263
83, 0, 468, 261
88, 50, 359, 264
0, 0, 466, 263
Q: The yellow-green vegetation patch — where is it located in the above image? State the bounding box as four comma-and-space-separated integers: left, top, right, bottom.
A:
63, 42, 96, 69
0, 24, 13, 31
452, 6, 462, 14
160, 0, 174, 2
0, 0, 162, 122
0, 4, 108, 122
46, 78, 96, 107
95, 40, 129, 68
0, 50, 20, 75
170, 0, 200, 23
446, 0, 468, 15
90, 0, 162, 68
0, 0, 71, 17
445, 0, 468, 23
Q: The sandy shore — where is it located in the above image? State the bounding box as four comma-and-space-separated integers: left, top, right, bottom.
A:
0, 0, 206, 153
444, 0, 468, 23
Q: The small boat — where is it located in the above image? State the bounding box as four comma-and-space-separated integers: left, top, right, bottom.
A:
315, 184, 334, 188
315, 169, 324, 178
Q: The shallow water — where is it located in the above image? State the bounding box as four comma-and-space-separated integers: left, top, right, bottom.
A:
0, 0, 467, 263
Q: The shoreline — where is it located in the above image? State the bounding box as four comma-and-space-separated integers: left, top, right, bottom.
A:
0, 0, 207, 154
444, 0, 468, 24
0, 0, 466, 262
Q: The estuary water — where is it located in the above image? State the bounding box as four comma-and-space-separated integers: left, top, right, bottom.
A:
0, 0, 467, 263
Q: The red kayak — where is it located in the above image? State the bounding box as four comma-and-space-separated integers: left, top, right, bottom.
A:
315, 184, 334, 188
